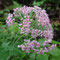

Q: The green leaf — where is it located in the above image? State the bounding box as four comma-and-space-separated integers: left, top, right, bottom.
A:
4, 8, 10, 12
28, 53, 35, 60
0, 11, 3, 14
1, 42, 10, 48
0, 49, 10, 60
21, 52, 26, 58
38, 38, 45, 46
54, 23, 59, 26
8, 23, 19, 32
36, 53, 48, 60
52, 40, 60, 44
0, 29, 4, 32
50, 47, 60, 56
33, 0, 46, 6
54, 27, 59, 31
2, 25, 6, 28
13, 1, 19, 7
50, 56, 60, 60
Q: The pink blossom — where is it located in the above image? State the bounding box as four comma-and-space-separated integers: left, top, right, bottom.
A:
6, 6, 56, 54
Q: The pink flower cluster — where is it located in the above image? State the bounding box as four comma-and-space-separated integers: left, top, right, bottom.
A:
6, 6, 56, 54
31, 29, 43, 38
18, 39, 56, 55
6, 13, 15, 26
12, 6, 53, 39
19, 16, 31, 35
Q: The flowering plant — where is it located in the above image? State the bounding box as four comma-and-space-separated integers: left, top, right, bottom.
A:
6, 6, 56, 55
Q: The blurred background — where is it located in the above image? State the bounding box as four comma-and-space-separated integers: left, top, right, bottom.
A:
0, 0, 60, 60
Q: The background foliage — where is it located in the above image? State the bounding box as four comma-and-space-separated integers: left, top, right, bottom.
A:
0, 0, 60, 60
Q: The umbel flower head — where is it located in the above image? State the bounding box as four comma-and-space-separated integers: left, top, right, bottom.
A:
6, 6, 56, 54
